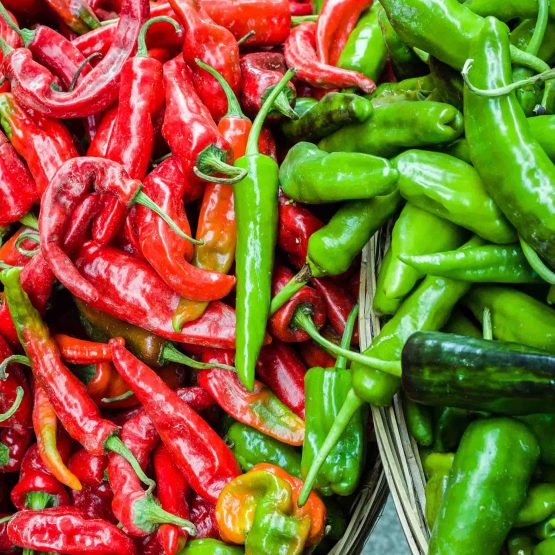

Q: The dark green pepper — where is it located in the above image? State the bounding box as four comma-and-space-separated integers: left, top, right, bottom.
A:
443, 309, 482, 338
291, 97, 318, 117
337, 3, 387, 81
370, 75, 434, 107
318, 101, 464, 158
519, 414, 555, 467
423, 452, 454, 528
225, 422, 301, 478
534, 515, 555, 541
429, 418, 540, 555
394, 150, 517, 244
515, 484, 555, 528
281, 93, 373, 144
178, 539, 244, 555
506, 534, 535, 555
429, 56, 464, 109
279, 142, 398, 204
404, 397, 433, 447
373, 204, 466, 315
432, 407, 474, 453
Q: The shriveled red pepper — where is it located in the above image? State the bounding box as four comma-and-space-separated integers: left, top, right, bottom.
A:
7, 507, 138, 555
0, 132, 36, 226
257, 342, 307, 418
161, 55, 243, 183
110, 340, 241, 503
299, 341, 336, 369
240, 52, 298, 120
316, 0, 372, 65
169, 0, 240, 121
107, 409, 196, 537
284, 22, 376, 92
189, 493, 218, 539
198, 350, 305, 446
0, 0, 149, 118
269, 264, 327, 343
154, 443, 191, 555
75, 241, 254, 350
33, 384, 82, 490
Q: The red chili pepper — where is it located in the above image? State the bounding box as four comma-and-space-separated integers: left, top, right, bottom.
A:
0, 0, 149, 118
0, 227, 38, 268
0, 8, 21, 94
299, 341, 336, 369
0, 131, 36, 225
290, 0, 312, 15
0, 512, 17, 553
43, 0, 100, 35
10, 444, 71, 510
110, 340, 241, 503
72, 23, 114, 59
284, 22, 376, 92
75, 241, 255, 350
67, 448, 106, 487
161, 55, 242, 184
53, 334, 115, 364
7, 507, 138, 555
154, 443, 190, 555
0, 428, 32, 473
312, 277, 359, 344
256, 342, 306, 418
0, 0, 45, 20
269, 264, 327, 343
240, 52, 298, 120
188, 493, 218, 539
316, 0, 372, 65
169, 0, 240, 121
278, 191, 323, 268
71, 481, 116, 523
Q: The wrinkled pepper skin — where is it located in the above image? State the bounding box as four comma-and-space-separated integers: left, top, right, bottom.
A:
464, 17, 555, 269
429, 418, 540, 555
318, 101, 464, 158
280, 142, 398, 204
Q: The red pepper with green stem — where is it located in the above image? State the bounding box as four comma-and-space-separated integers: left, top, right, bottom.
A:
161, 55, 244, 184
42, 0, 100, 35
110, 340, 241, 503
284, 22, 376, 93
1, 268, 155, 491
0, 513, 16, 554
0, 227, 39, 268
154, 443, 191, 555
169, 0, 240, 121
7, 507, 138, 555
240, 53, 298, 121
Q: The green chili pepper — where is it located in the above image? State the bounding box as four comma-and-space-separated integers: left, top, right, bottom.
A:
319, 101, 464, 158
281, 93, 373, 144
464, 17, 555, 270
279, 142, 398, 204
511, 18, 555, 66
515, 484, 555, 528
404, 397, 433, 447
378, 6, 428, 79
369, 75, 434, 108
337, 4, 387, 81
352, 273, 471, 407
225, 422, 301, 478
518, 414, 555, 467
464, 0, 555, 21
429, 56, 464, 110
395, 150, 517, 244
301, 306, 366, 498
423, 452, 454, 529
429, 418, 540, 555
535, 537, 555, 555
401, 243, 539, 283
178, 539, 244, 555
234, 69, 295, 391
507, 534, 535, 555
291, 97, 318, 118
432, 407, 474, 453
373, 204, 467, 316
442, 309, 482, 338
463, 286, 555, 353
534, 515, 555, 541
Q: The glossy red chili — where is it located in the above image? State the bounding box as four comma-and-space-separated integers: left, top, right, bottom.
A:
0, 428, 32, 473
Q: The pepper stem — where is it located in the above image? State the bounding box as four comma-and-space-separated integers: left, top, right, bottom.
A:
335, 305, 359, 370
246, 68, 296, 156
298, 388, 364, 506
0, 354, 31, 380
0, 2, 21, 38
68, 52, 102, 92
509, 45, 551, 73
137, 16, 181, 58
293, 308, 402, 377
194, 144, 248, 184
0, 386, 23, 423
19, 212, 39, 231
133, 191, 204, 246
291, 15, 319, 25
195, 58, 245, 119
135, 495, 197, 535
15, 231, 40, 258
0, 36, 12, 56
101, 390, 134, 403
527, 0, 549, 56
237, 30, 255, 45
274, 91, 300, 120
482, 307, 493, 341
270, 265, 312, 315
162, 343, 236, 371
104, 435, 156, 494
26, 491, 57, 510
520, 237, 555, 284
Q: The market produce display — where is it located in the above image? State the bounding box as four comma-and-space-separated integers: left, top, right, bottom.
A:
1, 0, 555, 552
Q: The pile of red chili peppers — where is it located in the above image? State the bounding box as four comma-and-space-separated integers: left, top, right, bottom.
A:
0, 0, 393, 552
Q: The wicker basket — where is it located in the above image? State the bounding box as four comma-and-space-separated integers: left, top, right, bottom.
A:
360, 230, 430, 555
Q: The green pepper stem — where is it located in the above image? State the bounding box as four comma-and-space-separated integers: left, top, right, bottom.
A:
162, 343, 236, 371
68, 52, 102, 92
298, 388, 364, 506
19, 212, 39, 231
0, 515, 11, 524
520, 237, 555, 284
136, 495, 197, 535
78, 3, 101, 30
26, 491, 56, 510
246, 68, 296, 156
101, 390, 134, 404
133, 191, 204, 245
0, 35, 12, 56
273, 91, 300, 120
195, 58, 246, 119
237, 30, 255, 45
137, 16, 181, 57
510, 46, 551, 73
0, 354, 31, 380
527, 0, 549, 57
194, 144, 248, 183
293, 309, 402, 377
104, 435, 156, 494
291, 15, 318, 25
269, 265, 312, 315
482, 307, 493, 341
15, 231, 40, 258
0, 386, 23, 423
0, 2, 22, 40
335, 305, 359, 370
